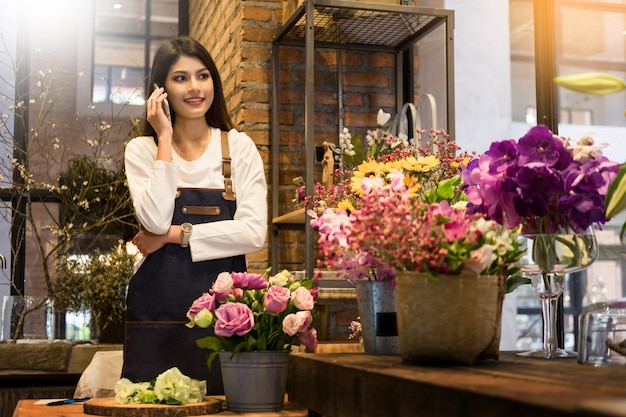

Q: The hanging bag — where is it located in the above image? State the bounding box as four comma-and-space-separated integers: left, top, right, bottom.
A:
391, 93, 438, 149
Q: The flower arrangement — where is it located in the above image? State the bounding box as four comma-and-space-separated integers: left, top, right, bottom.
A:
310, 170, 525, 282
307, 109, 522, 282
462, 125, 619, 234
460, 125, 620, 293
115, 367, 206, 405
297, 109, 474, 213
186, 269, 318, 367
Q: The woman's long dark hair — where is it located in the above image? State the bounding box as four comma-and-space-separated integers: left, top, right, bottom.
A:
141, 36, 234, 138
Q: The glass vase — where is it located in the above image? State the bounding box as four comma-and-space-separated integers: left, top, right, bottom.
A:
516, 227, 598, 359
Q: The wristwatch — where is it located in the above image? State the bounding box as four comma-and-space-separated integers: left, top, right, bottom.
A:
181, 222, 193, 248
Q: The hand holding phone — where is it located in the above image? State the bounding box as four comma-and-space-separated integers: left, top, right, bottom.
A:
153, 83, 171, 123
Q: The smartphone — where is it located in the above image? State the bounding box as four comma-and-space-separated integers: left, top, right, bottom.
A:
153, 83, 171, 123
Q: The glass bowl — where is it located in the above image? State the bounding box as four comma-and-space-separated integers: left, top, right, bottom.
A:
578, 298, 626, 366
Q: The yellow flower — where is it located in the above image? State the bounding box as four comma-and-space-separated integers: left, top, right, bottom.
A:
337, 199, 356, 212
350, 171, 366, 195
356, 159, 389, 176
350, 160, 391, 194
401, 155, 439, 173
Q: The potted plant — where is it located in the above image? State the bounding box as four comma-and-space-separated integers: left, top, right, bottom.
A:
307, 109, 522, 361
185, 269, 318, 412
53, 241, 142, 343
311, 166, 526, 364
463, 125, 619, 359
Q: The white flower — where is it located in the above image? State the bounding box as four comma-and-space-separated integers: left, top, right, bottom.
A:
114, 378, 151, 404
213, 272, 234, 294
153, 367, 204, 404
269, 269, 291, 287
376, 108, 391, 126
571, 134, 607, 163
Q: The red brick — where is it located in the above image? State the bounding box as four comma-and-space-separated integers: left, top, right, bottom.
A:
242, 6, 273, 22
343, 111, 378, 127
343, 72, 390, 88
369, 93, 396, 108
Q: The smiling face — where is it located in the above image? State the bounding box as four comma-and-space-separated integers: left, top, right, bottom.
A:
164, 55, 215, 122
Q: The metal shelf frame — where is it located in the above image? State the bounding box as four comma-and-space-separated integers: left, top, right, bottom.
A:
271, 0, 455, 278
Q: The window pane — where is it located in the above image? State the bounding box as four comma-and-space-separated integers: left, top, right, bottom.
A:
556, 1, 626, 128
151, 0, 179, 37
93, 35, 146, 104
559, 5, 625, 62
93, 64, 146, 105
95, 0, 146, 36
94, 0, 178, 37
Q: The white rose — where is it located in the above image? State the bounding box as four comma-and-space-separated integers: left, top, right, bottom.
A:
282, 313, 301, 336
212, 272, 234, 294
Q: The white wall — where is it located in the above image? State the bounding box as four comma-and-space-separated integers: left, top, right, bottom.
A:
440, 0, 513, 154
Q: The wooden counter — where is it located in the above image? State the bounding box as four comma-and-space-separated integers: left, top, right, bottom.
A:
12, 397, 307, 417
287, 351, 626, 417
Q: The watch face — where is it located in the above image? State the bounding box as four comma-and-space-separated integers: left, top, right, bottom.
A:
182, 223, 192, 233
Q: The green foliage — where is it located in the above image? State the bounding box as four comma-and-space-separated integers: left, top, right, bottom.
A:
54, 242, 139, 330
605, 163, 626, 239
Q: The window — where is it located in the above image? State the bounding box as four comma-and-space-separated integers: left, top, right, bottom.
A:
77, 0, 182, 116
509, 0, 626, 353
510, 0, 626, 127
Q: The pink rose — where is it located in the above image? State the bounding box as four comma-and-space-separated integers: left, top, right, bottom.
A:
299, 328, 318, 351
264, 285, 291, 313
281, 311, 312, 337
187, 292, 216, 316
212, 272, 234, 301
214, 302, 254, 337
295, 310, 313, 332
291, 286, 315, 310
282, 313, 301, 336
463, 245, 497, 275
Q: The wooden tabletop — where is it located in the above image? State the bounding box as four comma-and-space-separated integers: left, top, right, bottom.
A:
12, 397, 307, 417
287, 351, 626, 417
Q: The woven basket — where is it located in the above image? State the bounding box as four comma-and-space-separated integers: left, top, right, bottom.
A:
395, 272, 506, 365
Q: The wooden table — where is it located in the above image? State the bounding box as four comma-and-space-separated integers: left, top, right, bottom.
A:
12, 397, 307, 417
287, 351, 626, 417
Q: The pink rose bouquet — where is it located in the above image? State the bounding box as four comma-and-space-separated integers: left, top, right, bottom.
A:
186, 269, 318, 367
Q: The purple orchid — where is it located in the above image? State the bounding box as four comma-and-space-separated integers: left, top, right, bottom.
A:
462, 125, 619, 234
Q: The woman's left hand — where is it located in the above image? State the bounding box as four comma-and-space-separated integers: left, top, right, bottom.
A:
132, 225, 184, 255
132, 230, 169, 256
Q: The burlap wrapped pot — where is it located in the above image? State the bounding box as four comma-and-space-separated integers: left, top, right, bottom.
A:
395, 271, 506, 365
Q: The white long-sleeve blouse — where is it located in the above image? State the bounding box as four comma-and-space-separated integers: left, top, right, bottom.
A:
124, 127, 267, 262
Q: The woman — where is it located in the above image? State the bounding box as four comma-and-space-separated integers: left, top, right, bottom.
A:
122, 36, 267, 394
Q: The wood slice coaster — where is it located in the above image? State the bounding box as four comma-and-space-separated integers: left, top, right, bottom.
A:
83, 397, 223, 416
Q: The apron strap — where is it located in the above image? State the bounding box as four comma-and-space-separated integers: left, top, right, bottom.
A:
221, 130, 236, 201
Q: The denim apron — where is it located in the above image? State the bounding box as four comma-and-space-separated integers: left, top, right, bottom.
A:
122, 133, 245, 394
